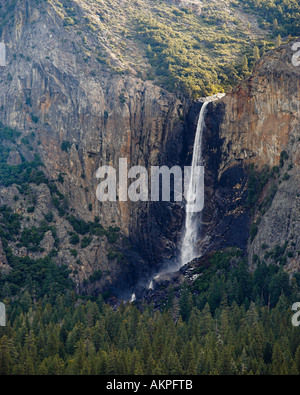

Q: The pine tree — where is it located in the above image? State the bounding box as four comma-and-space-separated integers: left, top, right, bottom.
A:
73, 339, 86, 374
96, 350, 108, 374
295, 345, 300, 374
37, 360, 48, 375
146, 354, 156, 375
106, 348, 119, 375
218, 347, 232, 375
48, 355, 65, 375
133, 350, 144, 375
141, 335, 151, 366
188, 308, 201, 341
23, 355, 35, 375
263, 341, 273, 365
181, 342, 196, 373
200, 303, 214, 336
179, 287, 193, 322
0, 336, 12, 375
168, 352, 183, 375
117, 324, 129, 350
46, 330, 59, 357
271, 343, 284, 375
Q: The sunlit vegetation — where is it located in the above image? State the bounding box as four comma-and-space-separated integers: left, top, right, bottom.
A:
242, 0, 300, 36
46, 0, 296, 98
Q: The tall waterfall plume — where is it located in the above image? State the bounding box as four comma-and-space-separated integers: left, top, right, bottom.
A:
180, 101, 209, 267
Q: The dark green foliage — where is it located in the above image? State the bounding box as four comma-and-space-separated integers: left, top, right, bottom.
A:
280, 150, 289, 168
261, 243, 269, 250
191, 249, 296, 311
21, 137, 30, 145
250, 223, 258, 242
81, 236, 92, 249
0, 205, 22, 239
57, 173, 64, 183
51, 189, 69, 217
0, 122, 21, 143
61, 141, 72, 152
44, 212, 54, 223
88, 270, 102, 283
67, 215, 120, 242
70, 249, 78, 258
247, 164, 276, 208
0, 279, 299, 374
0, 156, 47, 188
107, 249, 124, 263
31, 114, 39, 123
68, 215, 90, 235
69, 233, 80, 245
20, 227, 44, 249
119, 93, 126, 103
260, 183, 278, 214
264, 242, 288, 265
0, 255, 72, 299
179, 286, 193, 321
0, 124, 46, 187
105, 227, 120, 243
16, 221, 57, 252
242, 0, 300, 36
0, 246, 298, 375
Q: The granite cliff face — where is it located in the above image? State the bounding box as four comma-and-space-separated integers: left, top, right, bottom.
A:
210, 45, 300, 173
203, 40, 300, 272
0, 0, 188, 296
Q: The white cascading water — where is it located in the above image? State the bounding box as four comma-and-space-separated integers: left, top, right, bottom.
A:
130, 293, 136, 302
180, 101, 209, 267
148, 280, 154, 290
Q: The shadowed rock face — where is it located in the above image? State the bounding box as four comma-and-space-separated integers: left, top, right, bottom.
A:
183, 99, 251, 259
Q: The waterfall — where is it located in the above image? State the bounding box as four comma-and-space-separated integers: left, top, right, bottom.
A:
130, 293, 136, 302
180, 101, 209, 267
130, 94, 224, 299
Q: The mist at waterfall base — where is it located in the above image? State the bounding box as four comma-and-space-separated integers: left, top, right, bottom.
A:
127, 101, 209, 303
